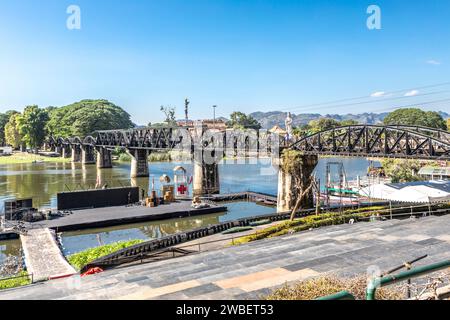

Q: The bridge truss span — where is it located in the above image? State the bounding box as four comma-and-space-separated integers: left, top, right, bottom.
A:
288, 125, 450, 160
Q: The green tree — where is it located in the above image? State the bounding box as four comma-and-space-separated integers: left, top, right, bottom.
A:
160, 106, 177, 126
340, 119, 360, 126
5, 113, 23, 149
17, 105, 49, 152
381, 159, 424, 183
227, 112, 262, 130
447, 118, 450, 131
47, 100, 134, 137
0, 111, 19, 146
383, 108, 446, 129
308, 118, 341, 133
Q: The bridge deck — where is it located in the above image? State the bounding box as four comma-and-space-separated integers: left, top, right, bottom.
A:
4, 214, 450, 300
21, 229, 76, 281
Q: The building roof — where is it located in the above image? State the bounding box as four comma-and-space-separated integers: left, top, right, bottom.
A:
269, 125, 287, 135
360, 180, 450, 204
419, 167, 450, 177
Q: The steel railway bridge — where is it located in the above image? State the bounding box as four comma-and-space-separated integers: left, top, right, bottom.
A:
46, 124, 450, 211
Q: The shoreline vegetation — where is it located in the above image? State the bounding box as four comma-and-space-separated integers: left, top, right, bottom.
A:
0, 152, 71, 164
67, 240, 144, 271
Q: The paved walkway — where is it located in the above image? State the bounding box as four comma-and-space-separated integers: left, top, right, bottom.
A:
3, 215, 450, 300
20, 229, 76, 281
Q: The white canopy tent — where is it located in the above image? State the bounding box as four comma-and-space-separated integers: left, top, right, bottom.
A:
360, 180, 450, 204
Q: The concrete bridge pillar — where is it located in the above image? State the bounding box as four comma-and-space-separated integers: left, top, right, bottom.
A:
96, 147, 113, 169
193, 161, 220, 196
128, 149, 149, 178
55, 146, 62, 156
277, 154, 318, 213
71, 145, 82, 163
81, 146, 96, 165
192, 121, 220, 196
61, 146, 71, 158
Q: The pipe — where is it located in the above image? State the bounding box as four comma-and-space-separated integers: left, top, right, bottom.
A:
367, 260, 450, 300
316, 291, 355, 300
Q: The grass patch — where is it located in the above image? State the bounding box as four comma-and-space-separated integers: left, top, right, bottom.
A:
232, 206, 388, 245
0, 272, 32, 291
67, 240, 145, 270
265, 275, 402, 300
0, 153, 70, 164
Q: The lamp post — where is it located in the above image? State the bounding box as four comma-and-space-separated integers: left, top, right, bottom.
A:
212, 105, 217, 130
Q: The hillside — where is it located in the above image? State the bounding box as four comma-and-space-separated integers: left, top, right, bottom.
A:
248, 111, 449, 130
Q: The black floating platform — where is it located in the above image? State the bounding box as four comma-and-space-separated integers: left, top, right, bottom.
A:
29, 201, 228, 232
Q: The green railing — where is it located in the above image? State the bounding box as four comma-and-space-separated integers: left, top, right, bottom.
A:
316, 259, 450, 300
366, 259, 450, 300
316, 291, 355, 300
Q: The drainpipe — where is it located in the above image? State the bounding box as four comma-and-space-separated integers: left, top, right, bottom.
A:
366, 260, 450, 300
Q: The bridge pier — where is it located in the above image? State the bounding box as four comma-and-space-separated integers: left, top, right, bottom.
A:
193, 161, 220, 196
96, 147, 113, 169
82, 146, 96, 165
277, 154, 318, 213
71, 145, 82, 163
129, 149, 149, 178
61, 146, 71, 159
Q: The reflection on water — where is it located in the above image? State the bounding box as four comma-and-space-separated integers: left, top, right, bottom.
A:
61, 201, 276, 256
0, 157, 376, 261
0, 158, 376, 212
0, 240, 21, 265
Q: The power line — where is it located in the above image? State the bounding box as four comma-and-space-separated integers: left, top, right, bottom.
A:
286, 90, 450, 114
277, 81, 450, 112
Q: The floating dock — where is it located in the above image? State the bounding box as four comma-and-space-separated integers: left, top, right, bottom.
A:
28, 201, 227, 232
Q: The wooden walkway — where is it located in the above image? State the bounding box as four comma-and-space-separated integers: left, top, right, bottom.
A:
21, 229, 76, 281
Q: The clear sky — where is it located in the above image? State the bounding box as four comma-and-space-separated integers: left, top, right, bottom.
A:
0, 0, 449, 124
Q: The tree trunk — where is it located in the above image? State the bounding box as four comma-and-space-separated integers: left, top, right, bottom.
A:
289, 179, 314, 221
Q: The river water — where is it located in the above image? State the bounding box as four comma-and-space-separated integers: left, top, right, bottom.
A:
0, 157, 376, 261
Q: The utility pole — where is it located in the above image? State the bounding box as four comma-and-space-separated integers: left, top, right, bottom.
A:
212, 105, 217, 130
185, 98, 190, 126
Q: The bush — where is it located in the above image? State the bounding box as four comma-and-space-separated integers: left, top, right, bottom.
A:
0, 272, 31, 291
232, 206, 389, 245
266, 276, 402, 300
118, 153, 132, 162
67, 240, 144, 270
148, 152, 171, 162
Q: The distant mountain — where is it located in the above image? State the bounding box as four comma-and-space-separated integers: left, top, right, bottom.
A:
249, 111, 449, 130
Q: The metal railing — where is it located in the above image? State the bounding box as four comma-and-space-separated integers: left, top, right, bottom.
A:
79, 202, 449, 273
317, 258, 450, 300
366, 259, 450, 300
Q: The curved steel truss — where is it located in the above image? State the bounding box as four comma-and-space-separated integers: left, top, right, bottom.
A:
48, 125, 450, 160
288, 125, 450, 160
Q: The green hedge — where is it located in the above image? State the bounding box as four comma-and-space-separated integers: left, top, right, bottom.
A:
67, 240, 144, 270
0, 272, 31, 291
233, 206, 389, 245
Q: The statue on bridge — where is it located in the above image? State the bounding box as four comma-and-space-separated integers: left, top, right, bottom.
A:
285, 112, 294, 142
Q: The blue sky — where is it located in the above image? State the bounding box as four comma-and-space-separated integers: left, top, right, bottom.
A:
0, 0, 449, 124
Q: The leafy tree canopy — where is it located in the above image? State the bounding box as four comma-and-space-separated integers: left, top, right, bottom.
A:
4, 113, 22, 149
17, 105, 49, 151
227, 112, 262, 130
0, 111, 19, 146
47, 99, 134, 137
383, 108, 446, 130
308, 118, 341, 133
